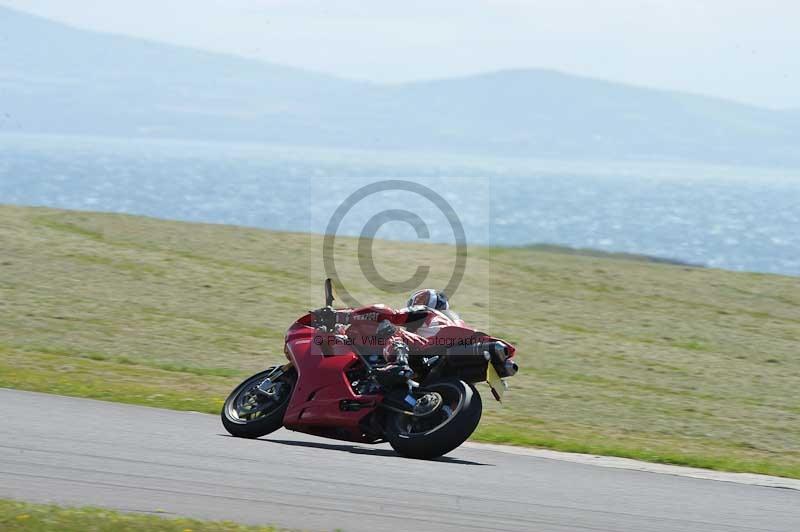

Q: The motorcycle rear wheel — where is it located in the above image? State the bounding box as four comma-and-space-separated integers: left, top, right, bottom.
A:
221, 367, 295, 439
385, 379, 482, 459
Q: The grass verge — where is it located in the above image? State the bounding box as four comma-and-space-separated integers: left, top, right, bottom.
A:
1, 205, 799, 478
0, 499, 280, 531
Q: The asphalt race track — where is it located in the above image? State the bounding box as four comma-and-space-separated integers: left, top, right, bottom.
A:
1, 389, 798, 532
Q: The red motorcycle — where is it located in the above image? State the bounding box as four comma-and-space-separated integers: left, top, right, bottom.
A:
222, 280, 519, 459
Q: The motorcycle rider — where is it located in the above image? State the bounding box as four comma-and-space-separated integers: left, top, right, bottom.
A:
373, 289, 457, 386
402, 288, 464, 336
320, 288, 458, 387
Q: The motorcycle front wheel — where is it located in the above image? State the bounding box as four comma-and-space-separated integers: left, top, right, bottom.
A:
385, 379, 482, 459
221, 367, 296, 439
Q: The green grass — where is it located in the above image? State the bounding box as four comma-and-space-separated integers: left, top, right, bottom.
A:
1, 205, 799, 478
0, 499, 281, 531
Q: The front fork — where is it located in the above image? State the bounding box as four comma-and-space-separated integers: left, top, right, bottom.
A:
254, 363, 293, 397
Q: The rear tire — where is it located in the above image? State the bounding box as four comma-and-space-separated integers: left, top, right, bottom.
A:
386, 379, 482, 459
221, 367, 295, 439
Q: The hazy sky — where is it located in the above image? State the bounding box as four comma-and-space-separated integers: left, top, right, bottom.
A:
3, 0, 798, 108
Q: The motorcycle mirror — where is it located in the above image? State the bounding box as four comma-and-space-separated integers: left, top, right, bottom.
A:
324, 278, 335, 308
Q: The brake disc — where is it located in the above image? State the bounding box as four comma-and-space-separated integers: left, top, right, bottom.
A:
412, 392, 443, 417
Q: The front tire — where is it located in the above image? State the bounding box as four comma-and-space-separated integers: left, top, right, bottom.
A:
385, 379, 482, 459
221, 367, 295, 439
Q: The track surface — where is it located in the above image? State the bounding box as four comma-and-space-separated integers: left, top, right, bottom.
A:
1, 389, 798, 532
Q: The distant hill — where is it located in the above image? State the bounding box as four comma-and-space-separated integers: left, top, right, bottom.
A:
0, 6, 368, 141
2, 6, 799, 166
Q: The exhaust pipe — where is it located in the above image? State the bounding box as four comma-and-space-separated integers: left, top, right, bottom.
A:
502, 358, 519, 377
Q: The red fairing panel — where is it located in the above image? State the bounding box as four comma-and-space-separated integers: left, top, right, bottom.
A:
282, 321, 381, 439
338, 304, 398, 339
